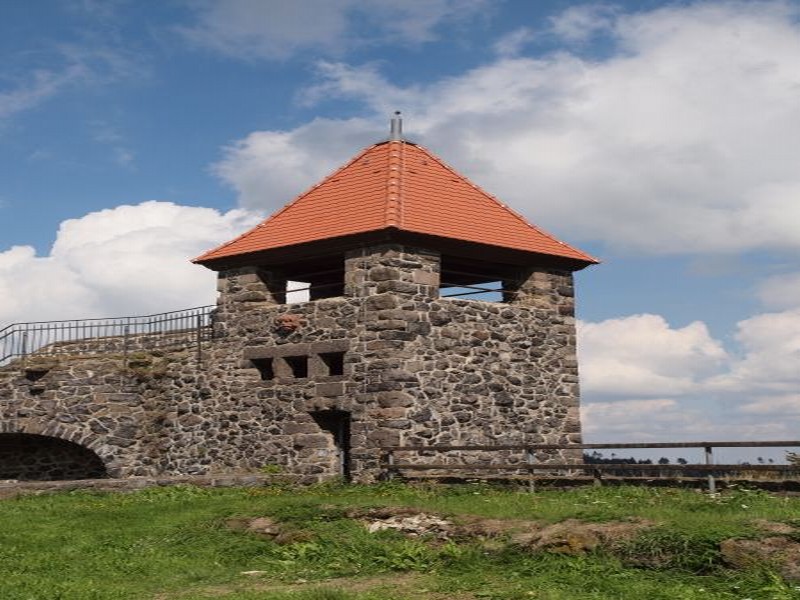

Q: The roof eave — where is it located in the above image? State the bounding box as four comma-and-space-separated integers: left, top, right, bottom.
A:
193, 227, 598, 273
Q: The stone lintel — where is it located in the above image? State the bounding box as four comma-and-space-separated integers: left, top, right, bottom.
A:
243, 340, 349, 360
315, 381, 345, 397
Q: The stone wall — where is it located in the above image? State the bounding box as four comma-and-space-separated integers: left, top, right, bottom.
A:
0, 243, 585, 482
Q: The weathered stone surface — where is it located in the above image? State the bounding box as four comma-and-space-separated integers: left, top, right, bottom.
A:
0, 243, 584, 482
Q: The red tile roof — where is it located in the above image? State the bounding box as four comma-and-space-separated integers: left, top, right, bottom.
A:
195, 140, 597, 265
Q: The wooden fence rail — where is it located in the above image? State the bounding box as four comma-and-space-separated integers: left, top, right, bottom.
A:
379, 441, 800, 493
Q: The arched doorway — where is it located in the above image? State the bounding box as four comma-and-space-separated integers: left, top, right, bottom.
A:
0, 433, 107, 480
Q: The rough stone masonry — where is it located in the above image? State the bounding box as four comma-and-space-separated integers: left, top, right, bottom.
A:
0, 131, 596, 483
0, 243, 583, 482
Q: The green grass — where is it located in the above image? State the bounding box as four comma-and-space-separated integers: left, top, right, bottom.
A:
0, 482, 799, 599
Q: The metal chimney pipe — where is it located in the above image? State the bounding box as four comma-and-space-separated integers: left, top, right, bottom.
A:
389, 111, 403, 141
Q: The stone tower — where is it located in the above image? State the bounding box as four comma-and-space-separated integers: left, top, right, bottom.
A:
193, 119, 598, 481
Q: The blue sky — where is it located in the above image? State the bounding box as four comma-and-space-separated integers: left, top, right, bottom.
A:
2, 0, 799, 454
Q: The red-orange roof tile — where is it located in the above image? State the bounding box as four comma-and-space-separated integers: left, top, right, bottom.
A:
195, 140, 598, 265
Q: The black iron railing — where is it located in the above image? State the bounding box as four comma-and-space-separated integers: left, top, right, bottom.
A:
0, 306, 215, 366
438, 268, 517, 302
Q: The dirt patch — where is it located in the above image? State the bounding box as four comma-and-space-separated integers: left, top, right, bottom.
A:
348, 506, 652, 556
510, 518, 653, 555
751, 519, 798, 536
721, 536, 800, 581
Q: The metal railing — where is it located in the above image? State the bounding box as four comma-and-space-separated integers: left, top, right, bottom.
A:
439, 268, 506, 301
0, 306, 216, 366
380, 441, 800, 492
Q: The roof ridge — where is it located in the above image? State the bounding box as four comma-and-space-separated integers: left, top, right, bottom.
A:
193, 143, 380, 263
384, 140, 407, 227
385, 141, 398, 226
411, 144, 599, 264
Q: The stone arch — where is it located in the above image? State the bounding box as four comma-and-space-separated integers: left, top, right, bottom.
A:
0, 420, 123, 479
0, 433, 107, 480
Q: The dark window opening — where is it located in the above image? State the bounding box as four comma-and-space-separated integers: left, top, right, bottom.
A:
284, 355, 308, 378
251, 358, 274, 380
319, 352, 345, 376
24, 369, 48, 382
439, 257, 521, 303
279, 256, 345, 303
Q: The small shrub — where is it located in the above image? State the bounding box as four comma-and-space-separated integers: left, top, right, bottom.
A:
259, 464, 284, 475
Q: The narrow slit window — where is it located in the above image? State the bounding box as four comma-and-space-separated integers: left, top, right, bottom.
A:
284, 355, 308, 378
251, 358, 274, 380
319, 352, 345, 376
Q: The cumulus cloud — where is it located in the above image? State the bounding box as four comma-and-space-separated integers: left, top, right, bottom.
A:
577, 314, 727, 397
179, 0, 490, 60
576, 307, 800, 442
214, 1, 800, 255
213, 116, 380, 211
709, 308, 800, 393
0, 201, 259, 324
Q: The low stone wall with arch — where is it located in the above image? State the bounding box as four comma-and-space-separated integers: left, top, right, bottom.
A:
0, 355, 162, 480
0, 419, 124, 479
0, 433, 107, 480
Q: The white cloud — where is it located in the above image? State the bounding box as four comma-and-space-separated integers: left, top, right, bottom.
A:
709, 308, 800, 393
0, 43, 146, 122
213, 116, 380, 211
575, 308, 800, 443
739, 394, 800, 416
0, 67, 78, 120
548, 4, 616, 44
493, 27, 535, 58
179, 0, 490, 60
757, 271, 800, 310
577, 314, 727, 397
581, 398, 688, 439
214, 1, 800, 255
0, 202, 259, 324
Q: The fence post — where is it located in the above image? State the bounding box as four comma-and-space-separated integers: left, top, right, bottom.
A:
592, 468, 602, 487
196, 314, 203, 365
21, 330, 28, 366
526, 447, 536, 493
705, 445, 716, 493
123, 325, 130, 370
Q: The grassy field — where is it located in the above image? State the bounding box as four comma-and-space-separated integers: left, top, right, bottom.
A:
1, 482, 799, 599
